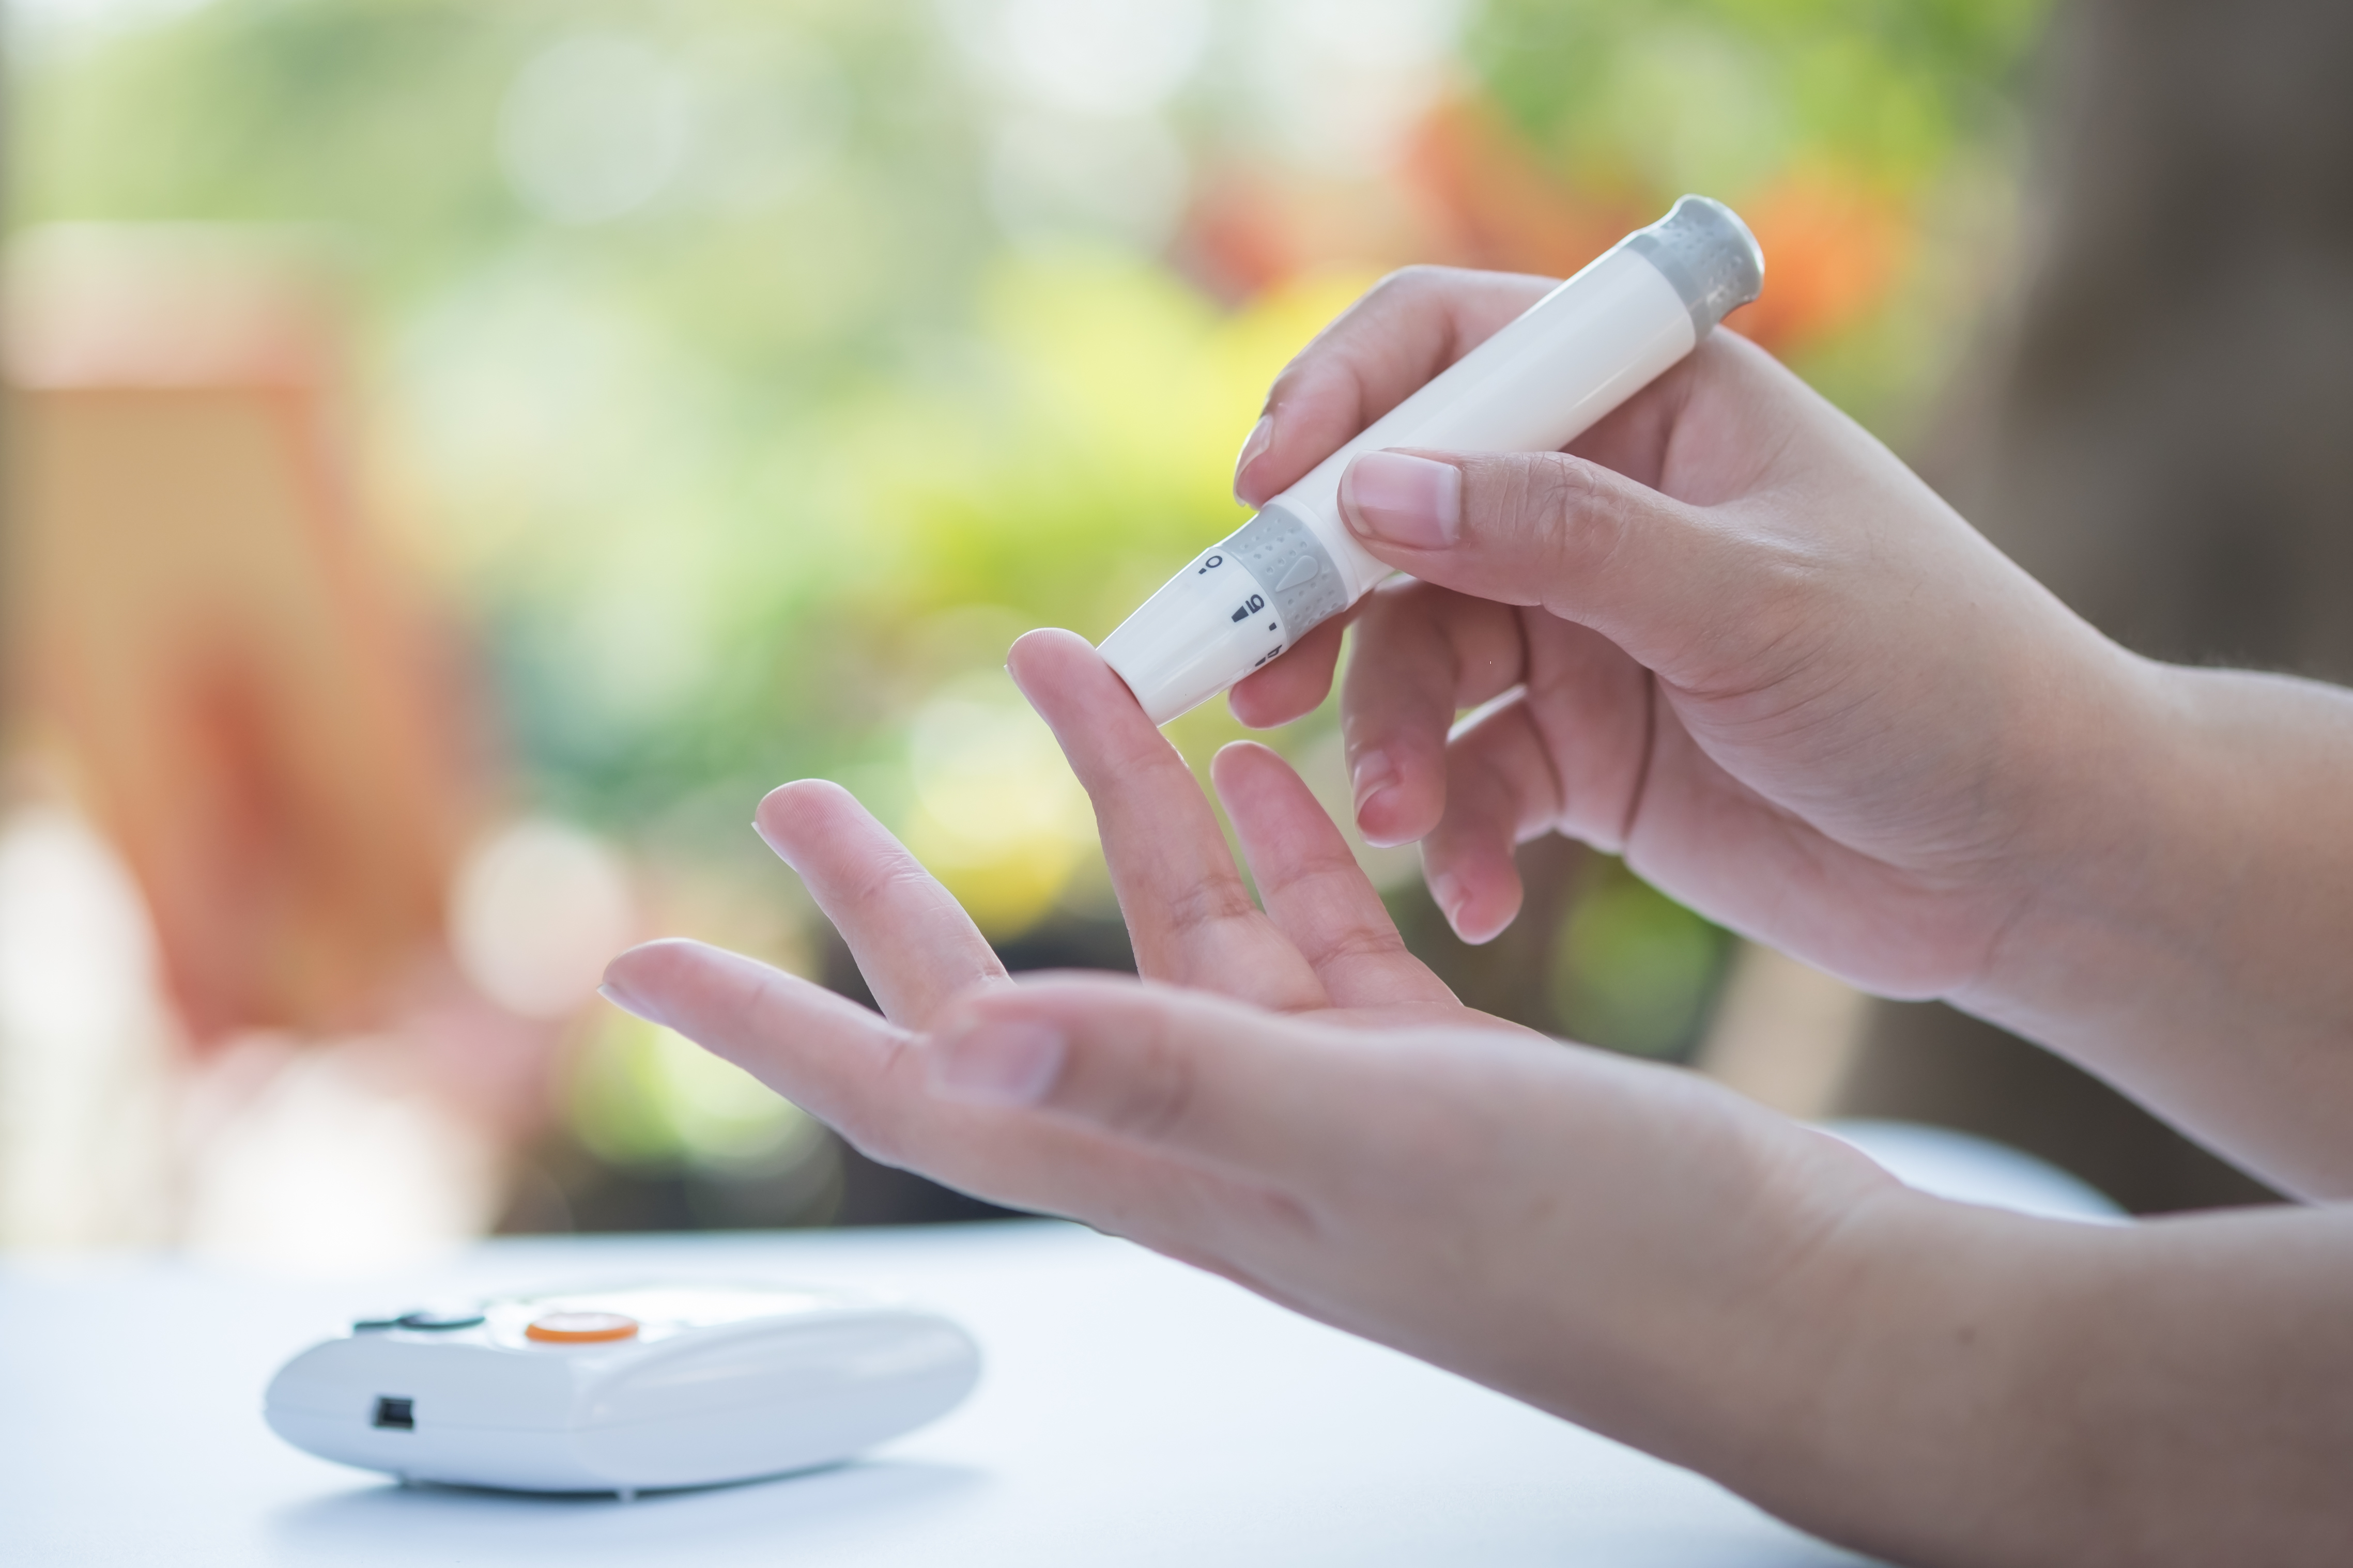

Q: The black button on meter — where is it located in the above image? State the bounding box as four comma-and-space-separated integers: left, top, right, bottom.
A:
351, 1307, 485, 1332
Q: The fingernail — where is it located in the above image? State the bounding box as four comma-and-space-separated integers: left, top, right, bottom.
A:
1341, 452, 1459, 549
1351, 749, 1396, 817
1004, 647, 1041, 708
1427, 871, 1469, 933
1233, 413, 1274, 500
926, 1020, 1067, 1107
598, 977, 673, 1031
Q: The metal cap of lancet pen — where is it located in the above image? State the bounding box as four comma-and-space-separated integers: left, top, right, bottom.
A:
1626, 195, 1765, 337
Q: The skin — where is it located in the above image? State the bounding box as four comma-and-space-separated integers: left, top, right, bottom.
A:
606, 268, 2353, 1563
1232, 270, 2353, 1200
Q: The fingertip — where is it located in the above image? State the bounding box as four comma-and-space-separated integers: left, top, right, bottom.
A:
1352, 756, 1442, 848
603, 935, 701, 981
755, 778, 852, 851
602, 937, 727, 1027
1232, 412, 1275, 507
758, 778, 842, 814
1008, 626, 1144, 731
1207, 738, 1283, 797
1211, 740, 1355, 891
1425, 863, 1521, 946
1006, 626, 1095, 692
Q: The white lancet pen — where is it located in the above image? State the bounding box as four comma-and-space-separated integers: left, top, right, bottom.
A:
1098, 195, 1765, 725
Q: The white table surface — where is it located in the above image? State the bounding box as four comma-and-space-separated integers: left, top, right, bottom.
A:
0, 1128, 2113, 1567
4, 1221, 1884, 1567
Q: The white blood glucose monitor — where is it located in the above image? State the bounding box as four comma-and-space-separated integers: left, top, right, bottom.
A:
1099, 195, 1764, 725
264, 1284, 981, 1496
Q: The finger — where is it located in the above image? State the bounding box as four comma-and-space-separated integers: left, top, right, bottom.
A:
1226, 602, 1357, 729
1238, 267, 1556, 506
1337, 443, 1753, 676
1420, 697, 1566, 944
1563, 330, 1801, 506
603, 938, 923, 1160
1519, 618, 1656, 852
1008, 628, 1325, 1008
604, 941, 1315, 1262
753, 780, 1006, 1028
1333, 334, 1837, 691
925, 975, 1374, 1181
1338, 581, 1526, 849
1209, 742, 1456, 1010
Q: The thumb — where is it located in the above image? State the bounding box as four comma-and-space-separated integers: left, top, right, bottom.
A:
921, 975, 1374, 1181
1338, 448, 1748, 672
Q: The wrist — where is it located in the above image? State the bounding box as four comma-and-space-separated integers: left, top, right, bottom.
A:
1948, 641, 2188, 1030
1957, 655, 2353, 1193
1715, 1181, 2046, 1560
1579, 1109, 1927, 1501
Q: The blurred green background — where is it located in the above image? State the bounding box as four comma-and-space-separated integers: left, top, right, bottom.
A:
4, 0, 2051, 1239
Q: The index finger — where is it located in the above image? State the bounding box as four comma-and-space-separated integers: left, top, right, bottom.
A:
1237, 266, 1556, 507
601, 940, 1293, 1258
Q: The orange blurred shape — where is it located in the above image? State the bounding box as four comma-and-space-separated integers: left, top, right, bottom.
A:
1727, 170, 1913, 353
1403, 100, 1913, 356
1182, 166, 1300, 304
6, 227, 480, 1048
1177, 160, 1438, 307
1400, 97, 1645, 281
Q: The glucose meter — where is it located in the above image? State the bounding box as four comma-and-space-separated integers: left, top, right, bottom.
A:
1098, 194, 1764, 724
264, 1284, 981, 1496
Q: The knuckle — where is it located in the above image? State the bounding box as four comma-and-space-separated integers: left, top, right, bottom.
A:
1301, 921, 1412, 978
1346, 266, 1471, 343
1162, 877, 1259, 943
843, 842, 931, 904
1508, 456, 1634, 593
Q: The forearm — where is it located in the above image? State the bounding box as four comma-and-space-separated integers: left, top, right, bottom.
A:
1756, 1197, 2353, 1567
1961, 660, 2353, 1196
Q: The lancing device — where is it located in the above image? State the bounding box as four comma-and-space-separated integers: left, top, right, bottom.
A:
1099, 194, 1764, 725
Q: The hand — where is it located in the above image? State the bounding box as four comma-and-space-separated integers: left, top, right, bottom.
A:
1228, 270, 2140, 1002
602, 631, 2353, 1567
602, 627, 1897, 1508
1224, 266, 2353, 1197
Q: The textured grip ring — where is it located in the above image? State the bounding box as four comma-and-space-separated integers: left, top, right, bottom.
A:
1228, 507, 1348, 637
1627, 195, 1765, 337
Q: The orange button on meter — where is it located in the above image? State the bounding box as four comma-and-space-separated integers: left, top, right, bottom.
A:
525, 1310, 640, 1344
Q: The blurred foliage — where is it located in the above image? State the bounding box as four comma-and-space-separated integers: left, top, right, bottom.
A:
570, 1005, 824, 1171
9, 0, 2053, 1082
1460, 0, 2048, 425
1469, 0, 2046, 195
1549, 859, 1724, 1057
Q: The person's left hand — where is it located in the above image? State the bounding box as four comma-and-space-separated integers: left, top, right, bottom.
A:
600, 628, 1902, 1494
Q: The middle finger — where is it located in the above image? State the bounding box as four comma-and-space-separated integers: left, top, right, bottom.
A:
755, 779, 1008, 1028
1011, 628, 1327, 1010
1211, 741, 1458, 1011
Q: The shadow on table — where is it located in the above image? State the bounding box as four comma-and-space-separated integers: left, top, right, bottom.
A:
270, 1458, 985, 1557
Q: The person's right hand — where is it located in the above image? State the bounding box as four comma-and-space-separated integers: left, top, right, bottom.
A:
1226, 269, 2145, 1006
